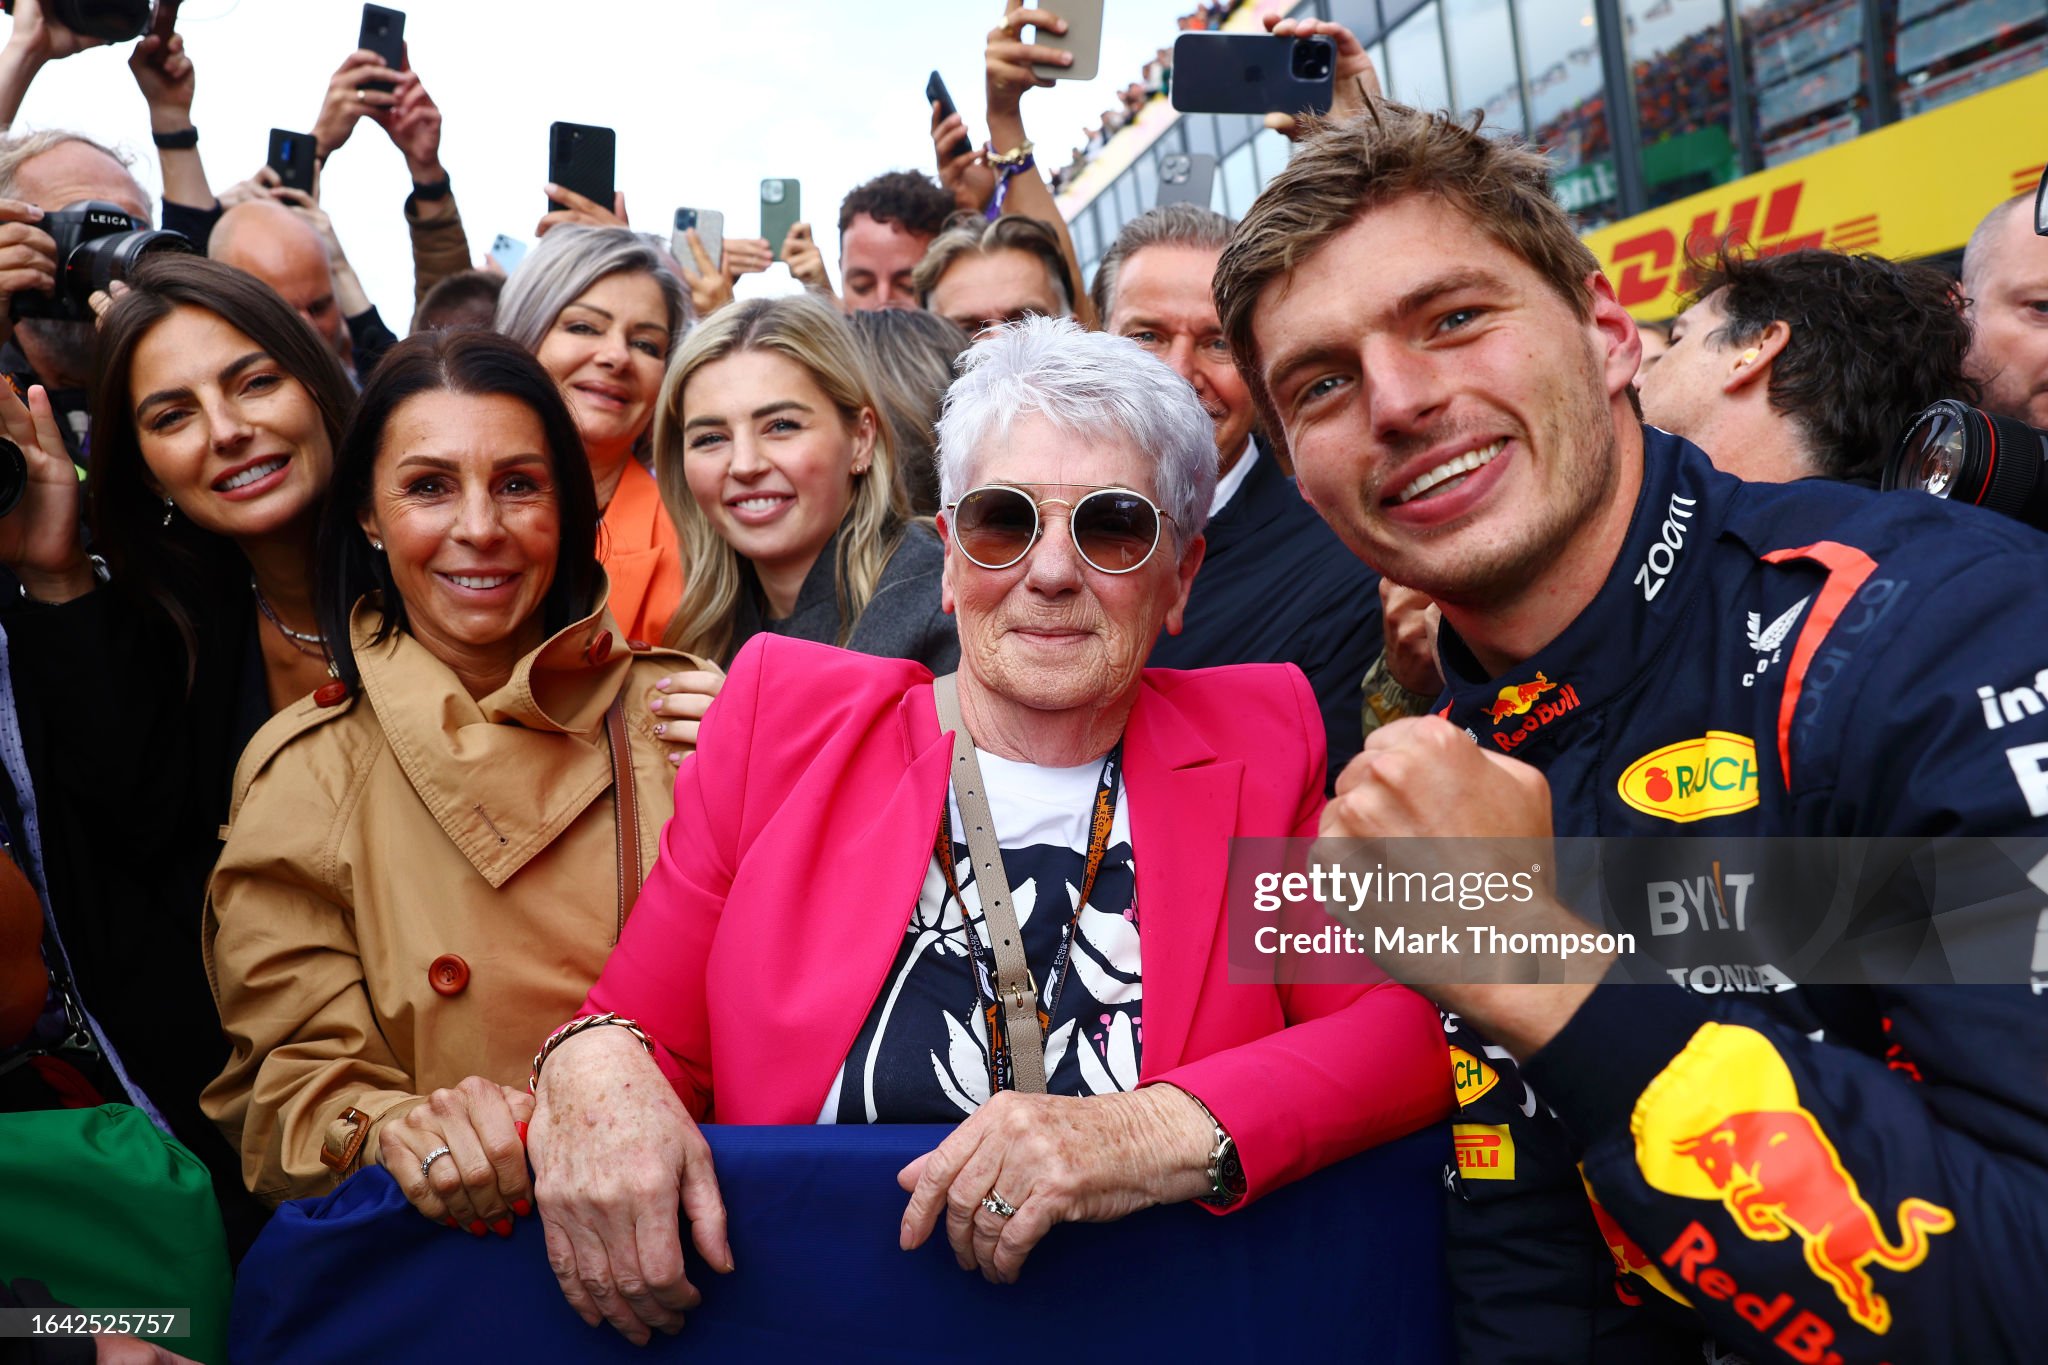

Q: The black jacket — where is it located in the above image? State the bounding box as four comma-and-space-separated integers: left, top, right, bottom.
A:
1146, 450, 1381, 785
730, 520, 959, 675
1, 570, 270, 1257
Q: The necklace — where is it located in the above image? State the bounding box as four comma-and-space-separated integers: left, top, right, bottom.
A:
251, 575, 327, 657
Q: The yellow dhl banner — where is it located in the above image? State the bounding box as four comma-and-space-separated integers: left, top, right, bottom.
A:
1583, 68, 2048, 319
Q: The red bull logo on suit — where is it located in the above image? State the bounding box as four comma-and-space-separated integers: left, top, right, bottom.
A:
1634, 1023, 1953, 1337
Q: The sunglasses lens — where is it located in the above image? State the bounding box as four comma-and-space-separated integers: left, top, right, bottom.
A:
1074, 491, 1159, 572
955, 487, 1038, 567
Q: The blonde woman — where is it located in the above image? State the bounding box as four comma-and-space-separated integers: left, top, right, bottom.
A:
656, 292, 957, 663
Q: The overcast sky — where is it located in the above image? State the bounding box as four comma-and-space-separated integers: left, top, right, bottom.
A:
12, 0, 1203, 323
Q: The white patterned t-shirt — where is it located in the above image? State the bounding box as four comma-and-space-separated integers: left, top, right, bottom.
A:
818, 750, 1141, 1124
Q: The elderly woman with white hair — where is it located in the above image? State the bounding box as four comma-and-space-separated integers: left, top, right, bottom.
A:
496, 226, 690, 643
522, 317, 1450, 1343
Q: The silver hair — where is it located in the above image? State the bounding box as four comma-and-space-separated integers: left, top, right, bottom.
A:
1090, 203, 1235, 322
0, 130, 151, 218
936, 314, 1217, 538
493, 225, 689, 353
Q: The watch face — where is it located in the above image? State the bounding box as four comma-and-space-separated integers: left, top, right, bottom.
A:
1219, 1141, 1247, 1197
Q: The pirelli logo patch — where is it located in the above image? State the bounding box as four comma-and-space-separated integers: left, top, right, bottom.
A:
1454, 1123, 1516, 1180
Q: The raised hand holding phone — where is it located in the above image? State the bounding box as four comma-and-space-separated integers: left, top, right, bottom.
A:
1027, 0, 1102, 81
1262, 14, 1381, 138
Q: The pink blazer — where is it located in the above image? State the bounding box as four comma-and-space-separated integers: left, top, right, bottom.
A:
585, 634, 1451, 1206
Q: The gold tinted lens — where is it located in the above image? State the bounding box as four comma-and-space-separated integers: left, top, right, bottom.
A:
955, 486, 1039, 568
1072, 491, 1160, 572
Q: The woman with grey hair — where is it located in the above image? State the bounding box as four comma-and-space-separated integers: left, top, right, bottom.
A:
522, 316, 1449, 1344
495, 226, 690, 643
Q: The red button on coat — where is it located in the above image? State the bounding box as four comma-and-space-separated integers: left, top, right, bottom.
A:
584, 633, 613, 665
626, 639, 651, 653
428, 954, 470, 996
313, 682, 350, 707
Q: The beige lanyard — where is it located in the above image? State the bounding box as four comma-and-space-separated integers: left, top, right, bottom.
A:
932, 674, 1049, 1094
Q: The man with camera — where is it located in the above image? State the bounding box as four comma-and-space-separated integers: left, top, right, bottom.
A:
1962, 187, 2048, 429
1215, 104, 2048, 1363
0, 0, 197, 459
0, 131, 161, 462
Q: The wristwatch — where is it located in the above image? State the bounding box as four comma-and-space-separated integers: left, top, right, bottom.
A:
1361, 651, 1437, 734
1185, 1092, 1246, 1208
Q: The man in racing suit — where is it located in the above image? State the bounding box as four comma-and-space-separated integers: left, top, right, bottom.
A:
1213, 103, 2048, 1364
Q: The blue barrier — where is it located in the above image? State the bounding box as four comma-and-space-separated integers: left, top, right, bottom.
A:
232, 1123, 1452, 1363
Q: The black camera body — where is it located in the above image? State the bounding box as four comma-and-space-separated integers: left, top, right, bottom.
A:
10, 201, 191, 323
1, 0, 149, 41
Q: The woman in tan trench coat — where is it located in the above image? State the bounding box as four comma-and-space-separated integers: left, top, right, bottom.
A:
203, 331, 708, 1235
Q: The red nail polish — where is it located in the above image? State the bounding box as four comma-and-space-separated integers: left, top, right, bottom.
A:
515, 1121, 529, 1144
443, 1217, 458, 1228
469, 1220, 487, 1237
493, 1218, 514, 1237
512, 1199, 533, 1217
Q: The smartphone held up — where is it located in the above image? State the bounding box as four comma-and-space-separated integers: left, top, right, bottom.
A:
760, 179, 800, 262
1170, 32, 1336, 117
548, 122, 617, 214
673, 209, 725, 275
357, 3, 405, 94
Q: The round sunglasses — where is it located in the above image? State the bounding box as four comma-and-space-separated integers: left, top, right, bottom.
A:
947, 483, 1176, 575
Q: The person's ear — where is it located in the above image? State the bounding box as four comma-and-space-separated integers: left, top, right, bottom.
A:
355, 500, 382, 549
849, 407, 879, 477
936, 511, 958, 617
1722, 320, 1790, 395
1160, 533, 1206, 637
1586, 271, 1642, 405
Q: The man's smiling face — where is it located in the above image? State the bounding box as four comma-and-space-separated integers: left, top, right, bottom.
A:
1251, 193, 1639, 609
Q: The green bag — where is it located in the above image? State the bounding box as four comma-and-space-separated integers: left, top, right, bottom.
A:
0, 1104, 232, 1364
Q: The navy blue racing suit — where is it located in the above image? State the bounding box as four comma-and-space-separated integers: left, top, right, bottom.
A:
1434, 429, 2048, 1365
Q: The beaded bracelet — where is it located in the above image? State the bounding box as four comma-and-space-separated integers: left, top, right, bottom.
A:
527, 1011, 655, 1094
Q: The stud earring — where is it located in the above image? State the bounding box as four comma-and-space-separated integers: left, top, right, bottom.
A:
369, 539, 384, 552
1739, 348, 1761, 365
161, 497, 175, 527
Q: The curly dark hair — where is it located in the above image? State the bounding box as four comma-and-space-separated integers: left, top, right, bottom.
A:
837, 169, 956, 240
1685, 249, 1979, 483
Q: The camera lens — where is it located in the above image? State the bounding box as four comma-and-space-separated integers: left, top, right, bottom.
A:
1162, 155, 1190, 182
763, 180, 784, 204
53, 0, 150, 41
1884, 399, 2048, 530
72, 227, 194, 301
1292, 38, 1333, 81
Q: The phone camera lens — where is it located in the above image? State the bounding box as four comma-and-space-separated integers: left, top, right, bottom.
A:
1292, 40, 1333, 81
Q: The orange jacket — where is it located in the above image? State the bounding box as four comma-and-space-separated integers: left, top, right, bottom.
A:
601, 460, 684, 645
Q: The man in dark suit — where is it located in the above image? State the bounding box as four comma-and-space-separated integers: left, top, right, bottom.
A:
1095, 205, 1381, 783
